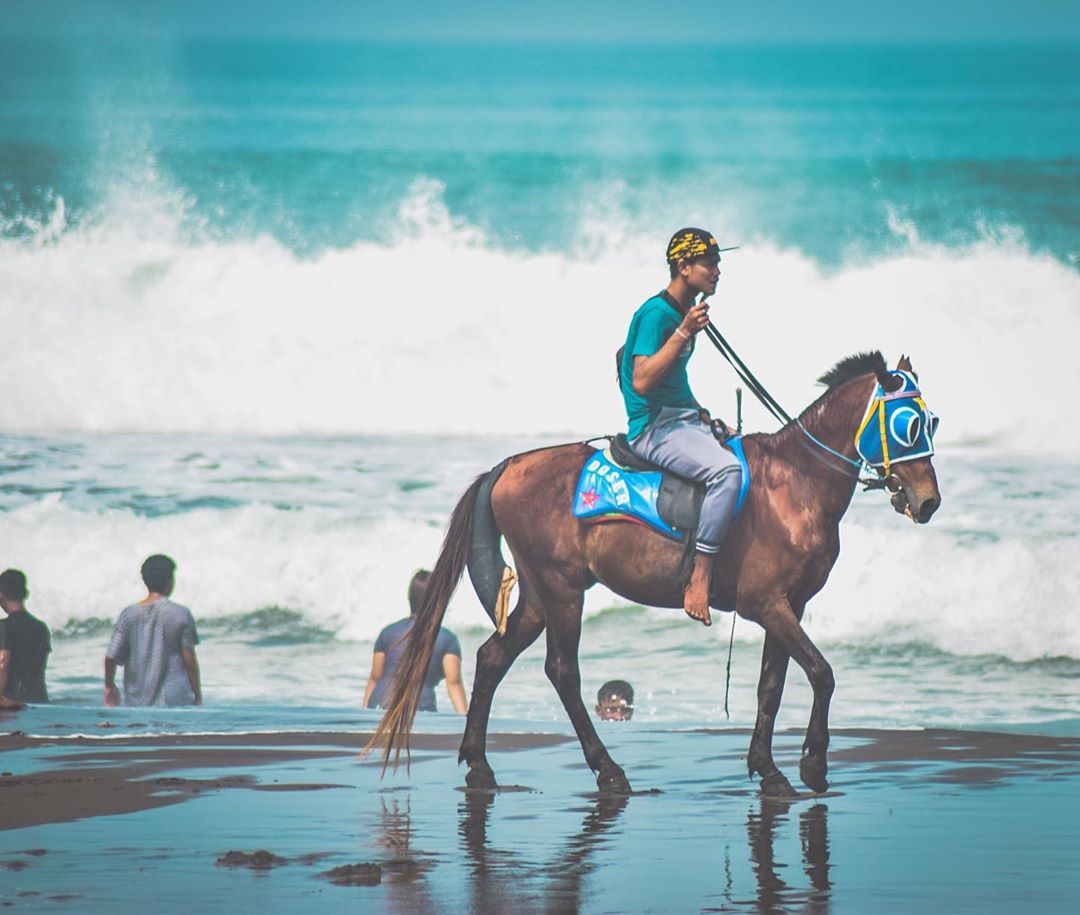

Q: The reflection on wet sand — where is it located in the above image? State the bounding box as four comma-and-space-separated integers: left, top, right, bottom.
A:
375, 793, 439, 914
800, 804, 831, 903
543, 794, 630, 911
459, 791, 520, 913
456, 790, 832, 914
459, 790, 630, 914
743, 801, 831, 913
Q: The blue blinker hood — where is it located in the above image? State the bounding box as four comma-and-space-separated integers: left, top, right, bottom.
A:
854, 370, 939, 469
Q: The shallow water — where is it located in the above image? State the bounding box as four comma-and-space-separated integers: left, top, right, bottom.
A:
3, 723, 1079, 914
1, 431, 1078, 733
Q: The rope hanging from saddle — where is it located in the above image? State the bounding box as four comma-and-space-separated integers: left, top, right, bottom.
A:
494, 565, 517, 635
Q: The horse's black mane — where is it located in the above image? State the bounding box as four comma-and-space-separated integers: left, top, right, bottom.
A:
751, 350, 886, 455
817, 351, 886, 390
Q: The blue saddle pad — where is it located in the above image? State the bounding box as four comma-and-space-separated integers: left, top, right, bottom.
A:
573, 437, 750, 539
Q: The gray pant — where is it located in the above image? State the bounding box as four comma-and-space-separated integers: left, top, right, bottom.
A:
630, 407, 744, 554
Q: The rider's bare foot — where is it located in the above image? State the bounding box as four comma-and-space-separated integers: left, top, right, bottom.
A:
684, 554, 713, 626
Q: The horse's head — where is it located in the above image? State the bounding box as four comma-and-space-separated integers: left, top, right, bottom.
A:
864, 356, 941, 524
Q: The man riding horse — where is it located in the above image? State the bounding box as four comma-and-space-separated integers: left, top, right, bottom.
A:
619, 228, 742, 626
370, 225, 942, 797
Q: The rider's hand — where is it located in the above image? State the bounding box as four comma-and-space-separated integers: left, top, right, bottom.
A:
679, 301, 711, 337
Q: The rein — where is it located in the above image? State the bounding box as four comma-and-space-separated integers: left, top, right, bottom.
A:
700, 320, 792, 427
699, 318, 896, 492
795, 418, 897, 491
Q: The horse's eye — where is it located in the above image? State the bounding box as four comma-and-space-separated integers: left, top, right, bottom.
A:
890, 407, 921, 447
926, 410, 940, 438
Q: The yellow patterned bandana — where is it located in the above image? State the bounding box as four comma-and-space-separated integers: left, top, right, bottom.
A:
666, 227, 720, 264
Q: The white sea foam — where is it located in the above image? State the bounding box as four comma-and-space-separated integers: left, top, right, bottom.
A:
1, 179, 1078, 452
803, 520, 1080, 662
6, 486, 1078, 663
0, 497, 493, 642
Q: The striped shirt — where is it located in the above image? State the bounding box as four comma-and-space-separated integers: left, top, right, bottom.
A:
106, 599, 200, 706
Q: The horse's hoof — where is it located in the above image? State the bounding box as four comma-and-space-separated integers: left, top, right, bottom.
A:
759, 770, 797, 798
465, 765, 497, 790
597, 766, 632, 795
800, 753, 829, 794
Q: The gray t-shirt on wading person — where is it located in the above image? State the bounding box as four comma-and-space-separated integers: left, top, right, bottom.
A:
106, 599, 200, 706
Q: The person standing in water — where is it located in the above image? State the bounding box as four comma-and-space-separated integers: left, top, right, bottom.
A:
104, 554, 202, 707
618, 228, 743, 627
364, 569, 468, 714
0, 569, 51, 706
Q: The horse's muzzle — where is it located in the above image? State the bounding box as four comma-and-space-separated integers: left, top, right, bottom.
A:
914, 494, 940, 523
892, 489, 940, 524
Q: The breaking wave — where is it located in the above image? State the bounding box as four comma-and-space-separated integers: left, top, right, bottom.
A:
1, 178, 1078, 453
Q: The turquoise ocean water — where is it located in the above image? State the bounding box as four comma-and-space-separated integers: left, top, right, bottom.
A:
1, 39, 1078, 733
3, 42, 1079, 263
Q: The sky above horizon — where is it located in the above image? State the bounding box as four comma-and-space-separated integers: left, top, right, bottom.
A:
6, 0, 1080, 43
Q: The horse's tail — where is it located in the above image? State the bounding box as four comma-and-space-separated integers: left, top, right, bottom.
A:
365, 470, 490, 772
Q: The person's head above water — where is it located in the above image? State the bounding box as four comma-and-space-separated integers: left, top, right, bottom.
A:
141, 554, 176, 596
596, 679, 635, 721
408, 569, 431, 617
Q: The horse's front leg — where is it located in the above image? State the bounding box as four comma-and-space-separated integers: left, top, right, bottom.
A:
459, 596, 545, 789
756, 596, 834, 794
543, 588, 632, 794
747, 632, 797, 797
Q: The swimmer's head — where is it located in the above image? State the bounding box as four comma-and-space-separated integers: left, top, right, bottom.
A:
596, 679, 635, 721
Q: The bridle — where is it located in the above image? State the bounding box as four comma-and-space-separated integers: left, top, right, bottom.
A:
796, 373, 937, 493
795, 416, 898, 492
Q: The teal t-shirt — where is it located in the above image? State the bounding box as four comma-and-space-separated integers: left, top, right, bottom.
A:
620, 293, 697, 439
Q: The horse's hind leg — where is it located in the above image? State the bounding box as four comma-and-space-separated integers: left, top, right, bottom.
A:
459, 595, 545, 789
757, 597, 834, 794
747, 633, 797, 797
543, 588, 632, 794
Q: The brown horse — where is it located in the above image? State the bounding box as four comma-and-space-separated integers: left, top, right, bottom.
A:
370, 352, 941, 797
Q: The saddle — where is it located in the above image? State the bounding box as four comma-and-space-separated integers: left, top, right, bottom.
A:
573, 434, 749, 539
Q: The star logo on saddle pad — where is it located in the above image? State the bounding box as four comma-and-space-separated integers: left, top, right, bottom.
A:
578, 489, 599, 511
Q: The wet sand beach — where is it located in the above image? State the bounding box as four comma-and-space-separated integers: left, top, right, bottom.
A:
2, 722, 1079, 913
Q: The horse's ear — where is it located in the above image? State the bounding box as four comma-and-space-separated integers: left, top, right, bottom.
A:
875, 362, 903, 393
896, 354, 918, 382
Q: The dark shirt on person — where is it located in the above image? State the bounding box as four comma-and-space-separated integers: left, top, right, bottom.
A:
367, 618, 461, 712
0, 610, 51, 703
